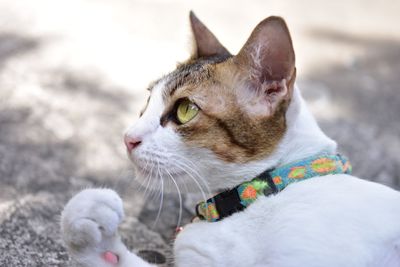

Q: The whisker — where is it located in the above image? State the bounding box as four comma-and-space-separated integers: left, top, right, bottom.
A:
143, 160, 156, 200
134, 158, 151, 194
171, 154, 211, 193
153, 159, 164, 228
148, 175, 161, 203
165, 168, 183, 229
172, 161, 209, 205
171, 155, 211, 196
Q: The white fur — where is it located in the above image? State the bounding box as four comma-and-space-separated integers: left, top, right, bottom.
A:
61, 189, 154, 267
125, 80, 165, 145
61, 84, 400, 266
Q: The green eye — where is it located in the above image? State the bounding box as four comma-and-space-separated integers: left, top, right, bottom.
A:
176, 99, 199, 124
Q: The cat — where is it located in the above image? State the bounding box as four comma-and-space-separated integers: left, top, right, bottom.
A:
61, 12, 400, 267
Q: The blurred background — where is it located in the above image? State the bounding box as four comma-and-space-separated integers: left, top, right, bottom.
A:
0, 0, 399, 266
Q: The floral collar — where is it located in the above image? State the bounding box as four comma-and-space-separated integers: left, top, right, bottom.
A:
196, 153, 352, 222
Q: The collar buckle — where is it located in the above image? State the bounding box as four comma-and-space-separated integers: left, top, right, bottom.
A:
213, 188, 244, 220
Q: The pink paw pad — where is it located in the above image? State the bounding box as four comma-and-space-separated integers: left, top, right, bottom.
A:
102, 251, 119, 265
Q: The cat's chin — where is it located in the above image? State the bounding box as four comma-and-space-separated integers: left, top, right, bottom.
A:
131, 160, 187, 181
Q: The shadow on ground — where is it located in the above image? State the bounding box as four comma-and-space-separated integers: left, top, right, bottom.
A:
0, 33, 39, 67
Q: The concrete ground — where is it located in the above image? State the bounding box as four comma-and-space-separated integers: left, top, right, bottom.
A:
0, 0, 399, 266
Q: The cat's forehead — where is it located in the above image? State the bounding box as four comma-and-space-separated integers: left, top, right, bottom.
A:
150, 54, 232, 98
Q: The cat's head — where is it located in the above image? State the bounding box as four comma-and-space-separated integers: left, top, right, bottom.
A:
124, 12, 296, 190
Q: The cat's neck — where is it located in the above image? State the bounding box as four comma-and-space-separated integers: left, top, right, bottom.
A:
276, 84, 337, 165
210, 85, 337, 189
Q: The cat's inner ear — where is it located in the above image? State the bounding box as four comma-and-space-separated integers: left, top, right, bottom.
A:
233, 16, 296, 117
189, 11, 231, 59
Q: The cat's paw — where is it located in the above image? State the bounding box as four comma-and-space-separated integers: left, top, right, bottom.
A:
61, 188, 125, 262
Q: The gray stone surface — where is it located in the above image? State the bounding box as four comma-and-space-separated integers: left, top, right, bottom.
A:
0, 1, 399, 266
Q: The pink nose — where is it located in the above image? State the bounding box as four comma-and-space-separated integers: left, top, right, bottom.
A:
124, 134, 142, 152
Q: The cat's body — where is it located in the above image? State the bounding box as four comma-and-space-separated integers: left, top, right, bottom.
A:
61, 13, 400, 267
175, 175, 400, 267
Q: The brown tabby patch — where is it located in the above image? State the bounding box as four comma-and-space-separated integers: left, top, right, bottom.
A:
158, 57, 295, 163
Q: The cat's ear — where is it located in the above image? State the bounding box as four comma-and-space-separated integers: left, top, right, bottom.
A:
189, 11, 231, 59
233, 16, 296, 116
